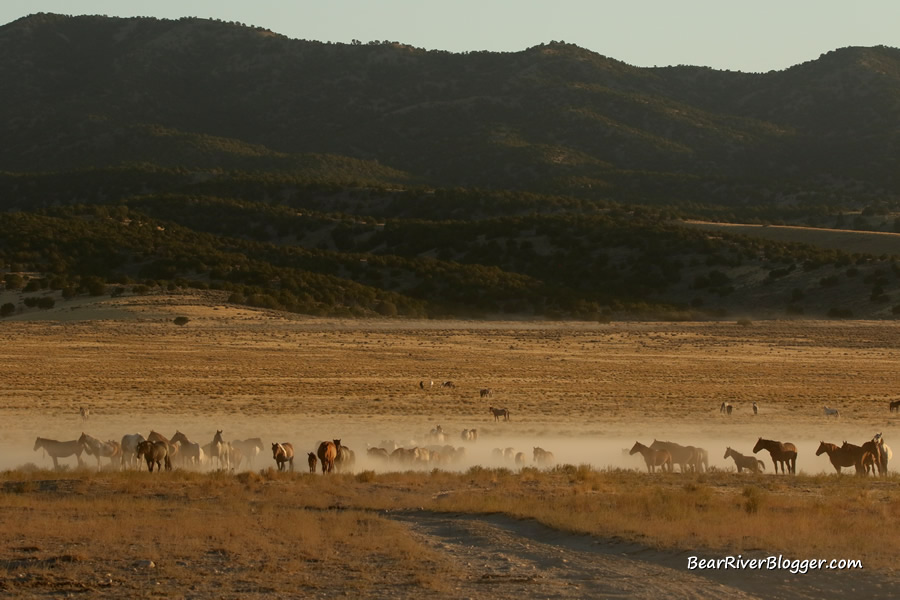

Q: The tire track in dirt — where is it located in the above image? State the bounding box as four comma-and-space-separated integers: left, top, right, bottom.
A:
385, 511, 898, 600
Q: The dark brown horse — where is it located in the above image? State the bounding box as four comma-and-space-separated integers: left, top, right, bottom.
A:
135, 440, 171, 472
815, 441, 857, 474
651, 440, 705, 473
890, 399, 900, 413
271, 442, 294, 472
307, 452, 318, 473
317, 440, 337, 474
840, 441, 885, 476
752, 437, 797, 474
630, 441, 672, 473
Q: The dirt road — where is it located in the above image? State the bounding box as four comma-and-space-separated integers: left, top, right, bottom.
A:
387, 511, 898, 600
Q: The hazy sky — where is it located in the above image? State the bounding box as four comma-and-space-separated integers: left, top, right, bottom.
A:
2, 1, 898, 73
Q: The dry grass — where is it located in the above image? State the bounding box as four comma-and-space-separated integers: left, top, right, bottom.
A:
3, 304, 900, 595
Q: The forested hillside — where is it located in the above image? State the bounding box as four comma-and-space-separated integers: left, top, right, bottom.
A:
1, 14, 900, 320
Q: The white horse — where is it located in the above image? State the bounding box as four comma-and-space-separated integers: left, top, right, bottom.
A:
824, 405, 840, 418
120, 433, 146, 469
720, 402, 733, 415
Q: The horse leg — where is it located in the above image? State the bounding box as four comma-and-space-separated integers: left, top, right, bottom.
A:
51, 456, 59, 470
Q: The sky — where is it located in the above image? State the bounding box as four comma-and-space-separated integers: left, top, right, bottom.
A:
1, 1, 898, 73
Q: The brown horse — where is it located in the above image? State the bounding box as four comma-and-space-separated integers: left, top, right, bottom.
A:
630, 441, 672, 473
170, 431, 204, 468
724, 447, 765, 473
307, 452, 318, 473
532, 447, 555, 465
317, 440, 337, 474
489, 406, 510, 421
840, 441, 885, 476
651, 440, 704, 473
135, 440, 171, 472
271, 442, 294, 472
815, 441, 857, 474
889, 399, 900, 413
752, 437, 797, 474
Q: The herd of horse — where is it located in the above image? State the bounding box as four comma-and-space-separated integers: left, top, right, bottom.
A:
627, 434, 891, 476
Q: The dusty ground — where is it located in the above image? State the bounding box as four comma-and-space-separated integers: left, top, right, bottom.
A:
1, 293, 899, 598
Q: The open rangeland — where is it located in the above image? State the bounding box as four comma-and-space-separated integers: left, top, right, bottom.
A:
2, 294, 899, 598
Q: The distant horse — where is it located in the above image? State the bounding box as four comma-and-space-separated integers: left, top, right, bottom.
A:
532, 447, 555, 465
170, 431, 205, 468
232, 438, 264, 468
307, 452, 318, 473
842, 438, 888, 476
209, 430, 230, 469
34, 437, 84, 470
120, 433, 146, 469
135, 440, 171, 472
427, 425, 445, 443
752, 437, 797, 474
460, 429, 477, 442
890, 400, 900, 413
515, 452, 526, 466
489, 406, 510, 421
78, 433, 120, 470
752, 402, 758, 416
271, 442, 294, 472
823, 406, 840, 418
334, 440, 356, 473
724, 447, 765, 473
79, 406, 90, 422
440, 381, 455, 389
480, 388, 493, 398
815, 441, 857, 474
720, 402, 733, 415
317, 440, 337, 474
367, 447, 389, 461
630, 442, 672, 473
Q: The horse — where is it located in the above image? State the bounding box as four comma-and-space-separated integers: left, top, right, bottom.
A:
427, 425, 445, 443
651, 440, 700, 473
232, 438, 264, 468
460, 429, 478, 442
515, 452, 526, 466
752, 402, 758, 416
307, 452, 318, 473
752, 437, 797, 474
135, 440, 171, 472
532, 447, 555, 465
440, 381, 455, 389
720, 402, 733, 415
724, 447, 765, 473
78, 432, 120, 470
842, 438, 888, 476
209, 430, 230, 469
629, 441, 672, 473
271, 442, 294, 472
873, 433, 891, 474
34, 437, 84, 470
823, 405, 840, 418
120, 433, 146, 469
317, 440, 337, 474
148, 430, 179, 463
170, 431, 205, 468
480, 388, 493, 398
79, 406, 90, 422
815, 441, 856, 474
890, 400, 900, 413
334, 440, 355, 473
489, 406, 510, 421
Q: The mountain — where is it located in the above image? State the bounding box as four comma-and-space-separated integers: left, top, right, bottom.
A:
2, 13, 900, 321
2, 13, 899, 202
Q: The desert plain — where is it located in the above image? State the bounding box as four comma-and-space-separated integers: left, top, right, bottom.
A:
1, 292, 899, 599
